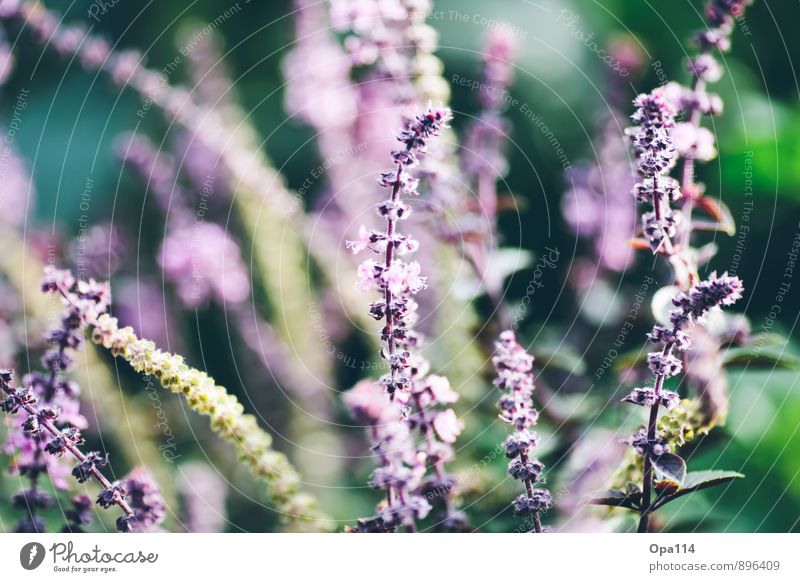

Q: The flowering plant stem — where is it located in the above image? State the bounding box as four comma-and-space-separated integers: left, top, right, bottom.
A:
0, 372, 135, 521
0, 228, 175, 506
619, 274, 743, 532
3, 1, 334, 391
383, 164, 405, 394
492, 331, 551, 532
638, 344, 674, 532
347, 106, 464, 532
678, 76, 705, 251
44, 273, 329, 531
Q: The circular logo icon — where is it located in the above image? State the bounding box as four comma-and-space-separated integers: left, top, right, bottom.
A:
20, 542, 46, 571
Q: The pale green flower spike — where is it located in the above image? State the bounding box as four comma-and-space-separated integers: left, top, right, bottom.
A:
89, 312, 330, 532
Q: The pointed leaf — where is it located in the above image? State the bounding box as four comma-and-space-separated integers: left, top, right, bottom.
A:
589, 488, 641, 510
652, 470, 744, 510
682, 470, 744, 491
652, 453, 687, 486
723, 342, 800, 371
654, 480, 681, 496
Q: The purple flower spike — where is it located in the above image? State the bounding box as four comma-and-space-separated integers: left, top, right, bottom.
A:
346, 106, 465, 532
627, 90, 683, 254
625, 272, 743, 532
0, 369, 138, 532
121, 468, 166, 532
348, 105, 451, 403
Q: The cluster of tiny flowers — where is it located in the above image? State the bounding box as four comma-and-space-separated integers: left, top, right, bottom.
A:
562, 40, 643, 275
347, 107, 465, 531
448, 28, 518, 267
118, 134, 251, 309
1, 267, 113, 532
563, 118, 638, 273
62, 494, 93, 533
330, 0, 447, 102
116, 134, 189, 218
348, 106, 451, 401
159, 222, 251, 308
177, 462, 228, 532
345, 371, 465, 533
2, 2, 132, 95
344, 380, 430, 532
658, 1, 755, 287
118, 468, 166, 533
698, 1, 755, 53
31, 269, 325, 530
492, 331, 550, 532
41, 269, 170, 532
407, 371, 467, 530
1, 1, 300, 221
282, 0, 356, 131
624, 273, 743, 456
7, 0, 191, 120
658, 1, 754, 167
627, 90, 682, 253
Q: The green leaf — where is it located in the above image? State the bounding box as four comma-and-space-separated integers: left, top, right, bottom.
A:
682, 470, 744, 490
722, 338, 800, 371
589, 488, 642, 510
652, 453, 687, 486
652, 470, 744, 510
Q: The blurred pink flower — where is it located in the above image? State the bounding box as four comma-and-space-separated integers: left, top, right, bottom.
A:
159, 222, 250, 308
433, 409, 463, 444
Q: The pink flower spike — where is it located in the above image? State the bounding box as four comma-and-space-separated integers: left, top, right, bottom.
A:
381, 260, 427, 296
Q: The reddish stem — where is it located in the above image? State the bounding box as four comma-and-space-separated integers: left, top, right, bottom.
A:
0, 378, 134, 520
